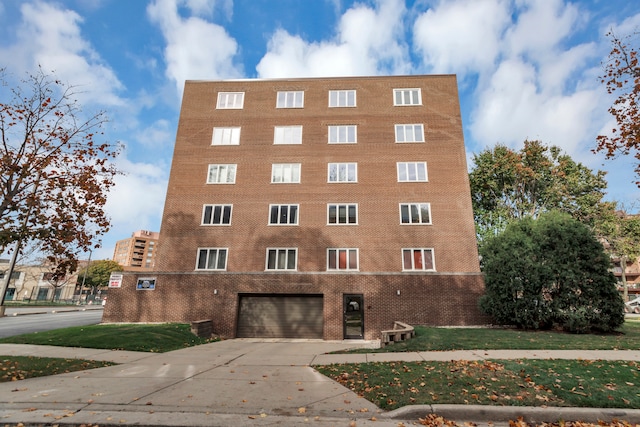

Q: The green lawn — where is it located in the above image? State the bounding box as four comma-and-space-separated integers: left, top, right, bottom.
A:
316, 359, 640, 410
346, 320, 640, 352
0, 323, 216, 382
1, 356, 114, 382
0, 323, 217, 353
317, 321, 640, 410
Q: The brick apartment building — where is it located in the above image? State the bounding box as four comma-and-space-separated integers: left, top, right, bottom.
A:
112, 230, 159, 271
103, 75, 486, 340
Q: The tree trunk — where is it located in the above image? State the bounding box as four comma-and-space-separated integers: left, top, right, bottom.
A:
621, 255, 629, 302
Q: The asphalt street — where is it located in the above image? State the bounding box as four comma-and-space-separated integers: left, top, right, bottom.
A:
0, 306, 103, 337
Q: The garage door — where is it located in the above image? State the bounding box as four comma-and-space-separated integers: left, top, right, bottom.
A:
237, 295, 323, 338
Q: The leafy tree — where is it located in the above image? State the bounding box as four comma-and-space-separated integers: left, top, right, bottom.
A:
479, 211, 625, 333
596, 30, 640, 185
0, 68, 120, 283
78, 260, 123, 295
470, 140, 610, 247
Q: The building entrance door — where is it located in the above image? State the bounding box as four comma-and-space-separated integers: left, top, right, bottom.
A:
343, 294, 364, 339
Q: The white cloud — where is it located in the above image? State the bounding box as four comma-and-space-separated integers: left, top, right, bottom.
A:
413, 0, 510, 76
412, 0, 610, 171
256, 0, 410, 78
134, 119, 175, 148
0, 1, 124, 107
505, 0, 582, 60
472, 60, 600, 154
102, 154, 168, 257
147, 0, 242, 95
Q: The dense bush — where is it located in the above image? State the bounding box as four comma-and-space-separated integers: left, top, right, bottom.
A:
479, 211, 624, 333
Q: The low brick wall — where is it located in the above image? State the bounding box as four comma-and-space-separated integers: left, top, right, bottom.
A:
381, 321, 415, 347
190, 319, 213, 338
103, 271, 488, 341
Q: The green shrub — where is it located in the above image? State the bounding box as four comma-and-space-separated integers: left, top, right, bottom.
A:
479, 211, 625, 333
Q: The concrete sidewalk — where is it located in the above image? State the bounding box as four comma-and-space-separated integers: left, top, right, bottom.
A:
2, 341, 640, 426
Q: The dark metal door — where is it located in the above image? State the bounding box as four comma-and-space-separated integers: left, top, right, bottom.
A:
237, 295, 323, 338
343, 294, 364, 339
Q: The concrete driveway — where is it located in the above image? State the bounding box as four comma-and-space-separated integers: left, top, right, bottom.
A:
0, 339, 395, 426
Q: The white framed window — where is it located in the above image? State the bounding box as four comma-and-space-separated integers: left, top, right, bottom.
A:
274, 126, 303, 145
216, 92, 244, 109
328, 125, 357, 144
196, 248, 228, 270
328, 163, 357, 183
277, 91, 304, 108
402, 248, 435, 271
328, 203, 357, 225
272, 163, 301, 183
207, 164, 237, 184
202, 204, 232, 225
329, 90, 356, 107
266, 248, 297, 270
397, 162, 427, 182
400, 203, 431, 225
212, 127, 241, 145
395, 124, 424, 143
393, 88, 422, 106
269, 204, 299, 225
327, 248, 359, 271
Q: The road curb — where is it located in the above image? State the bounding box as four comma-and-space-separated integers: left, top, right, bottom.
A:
2, 307, 102, 317
384, 404, 640, 424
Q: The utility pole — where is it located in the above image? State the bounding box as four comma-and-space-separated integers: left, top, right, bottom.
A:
80, 248, 92, 304
0, 239, 23, 317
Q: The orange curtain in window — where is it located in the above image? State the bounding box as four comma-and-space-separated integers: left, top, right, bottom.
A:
413, 250, 423, 269
339, 250, 347, 269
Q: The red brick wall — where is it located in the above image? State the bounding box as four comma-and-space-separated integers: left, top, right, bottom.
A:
156, 75, 480, 275
103, 272, 488, 340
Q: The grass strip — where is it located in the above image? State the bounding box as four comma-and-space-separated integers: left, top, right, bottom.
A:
316, 359, 640, 410
1, 356, 114, 382
346, 321, 640, 353
0, 323, 217, 353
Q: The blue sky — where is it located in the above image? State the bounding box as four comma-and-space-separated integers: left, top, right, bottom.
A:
1, 0, 639, 260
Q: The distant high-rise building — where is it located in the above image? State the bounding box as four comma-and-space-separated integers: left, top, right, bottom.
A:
113, 230, 159, 271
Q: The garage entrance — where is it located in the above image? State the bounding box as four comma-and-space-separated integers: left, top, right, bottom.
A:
236, 294, 324, 338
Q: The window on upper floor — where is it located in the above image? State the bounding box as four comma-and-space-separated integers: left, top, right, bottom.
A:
328, 203, 357, 225
266, 248, 297, 270
202, 204, 232, 225
196, 248, 228, 270
328, 125, 357, 144
397, 162, 427, 182
269, 204, 299, 225
277, 91, 304, 108
272, 163, 301, 183
329, 90, 356, 107
327, 248, 359, 271
274, 126, 303, 145
393, 88, 422, 106
402, 248, 435, 271
216, 92, 244, 109
395, 124, 425, 143
0, 271, 21, 280
207, 164, 237, 184
328, 162, 357, 183
212, 127, 241, 145
400, 203, 431, 225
